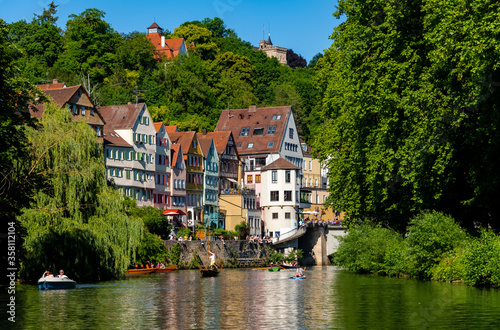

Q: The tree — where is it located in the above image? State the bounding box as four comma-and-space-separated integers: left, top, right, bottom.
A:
314, 0, 500, 231
53, 8, 120, 83
0, 18, 44, 284
18, 103, 142, 281
308, 52, 323, 68
286, 49, 307, 68
171, 24, 219, 60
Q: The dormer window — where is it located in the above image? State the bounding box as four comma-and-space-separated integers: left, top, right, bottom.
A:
253, 127, 264, 136
248, 143, 254, 149
267, 142, 274, 148
240, 127, 250, 136
266, 125, 276, 134
272, 115, 281, 121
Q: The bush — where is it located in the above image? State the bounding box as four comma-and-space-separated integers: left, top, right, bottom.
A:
333, 222, 403, 275
176, 228, 192, 239
168, 243, 181, 266
405, 211, 466, 278
460, 231, 500, 287
135, 232, 168, 264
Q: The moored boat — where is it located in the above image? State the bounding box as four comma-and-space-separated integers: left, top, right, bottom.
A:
200, 267, 221, 277
126, 268, 156, 276
153, 266, 177, 273
38, 277, 76, 290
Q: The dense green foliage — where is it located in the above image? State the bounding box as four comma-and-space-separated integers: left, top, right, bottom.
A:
18, 103, 143, 281
333, 211, 500, 287
135, 232, 168, 265
313, 0, 500, 230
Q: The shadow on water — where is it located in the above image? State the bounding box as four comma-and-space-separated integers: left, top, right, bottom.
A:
3, 267, 500, 329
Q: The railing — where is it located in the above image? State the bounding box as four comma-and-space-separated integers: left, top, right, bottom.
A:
272, 226, 307, 244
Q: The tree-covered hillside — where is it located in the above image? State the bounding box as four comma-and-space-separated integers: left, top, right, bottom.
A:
7, 3, 321, 139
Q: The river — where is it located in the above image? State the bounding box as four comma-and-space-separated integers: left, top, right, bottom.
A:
3, 266, 500, 329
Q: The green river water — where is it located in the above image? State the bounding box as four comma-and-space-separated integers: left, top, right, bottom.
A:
2, 266, 500, 329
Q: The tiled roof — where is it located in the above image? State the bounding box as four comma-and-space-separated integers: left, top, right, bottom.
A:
169, 131, 196, 156
154, 122, 163, 133
98, 103, 146, 129
37, 80, 66, 90
215, 105, 292, 156
204, 131, 231, 155
148, 22, 161, 29
147, 32, 186, 60
299, 137, 312, 156
103, 126, 132, 147
165, 125, 178, 136
261, 157, 300, 171
170, 143, 182, 166
196, 134, 214, 158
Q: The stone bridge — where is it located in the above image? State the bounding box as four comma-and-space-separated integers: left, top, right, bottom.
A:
273, 224, 347, 266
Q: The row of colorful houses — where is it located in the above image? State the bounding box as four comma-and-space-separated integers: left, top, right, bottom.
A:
30, 79, 337, 239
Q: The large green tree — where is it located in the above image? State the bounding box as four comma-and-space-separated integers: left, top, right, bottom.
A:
19, 103, 143, 281
314, 0, 500, 231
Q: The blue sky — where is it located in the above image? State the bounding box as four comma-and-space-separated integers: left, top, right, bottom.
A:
1, 0, 343, 63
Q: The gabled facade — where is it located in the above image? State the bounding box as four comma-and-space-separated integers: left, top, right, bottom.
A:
100, 103, 156, 206
197, 134, 222, 228
146, 22, 188, 60
215, 105, 304, 231
167, 126, 203, 229
153, 122, 171, 209
205, 131, 240, 194
261, 158, 301, 239
170, 143, 187, 219
31, 79, 105, 138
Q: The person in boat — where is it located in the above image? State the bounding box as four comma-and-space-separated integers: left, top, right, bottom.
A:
42, 270, 53, 278
209, 250, 217, 270
57, 270, 68, 278
294, 267, 304, 277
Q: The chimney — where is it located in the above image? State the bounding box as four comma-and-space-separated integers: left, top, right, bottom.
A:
249, 105, 257, 112
161, 36, 165, 48
202, 128, 207, 135
52, 78, 59, 84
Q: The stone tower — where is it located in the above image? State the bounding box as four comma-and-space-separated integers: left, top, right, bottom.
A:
258, 33, 287, 65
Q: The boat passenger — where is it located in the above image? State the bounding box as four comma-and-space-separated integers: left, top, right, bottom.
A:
42, 270, 53, 278
58, 270, 68, 279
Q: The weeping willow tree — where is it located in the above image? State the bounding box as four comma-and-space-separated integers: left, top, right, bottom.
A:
19, 102, 143, 282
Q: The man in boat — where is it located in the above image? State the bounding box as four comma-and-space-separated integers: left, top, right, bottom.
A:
209, 250, 217, 270
294, 267, 304, 278
57, 270, 68, 279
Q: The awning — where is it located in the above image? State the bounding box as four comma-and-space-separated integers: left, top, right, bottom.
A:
162, 209, 187, 216
227, 178, 238, 183
300, 211, 319, 215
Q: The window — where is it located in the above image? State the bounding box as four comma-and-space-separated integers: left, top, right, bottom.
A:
72, 104, 77, 114
255, 174, 261, 183
285, 212, 291, 219
240, 127, 250, 136
237, 142, 242, 148
315, 179, 318, 187
266, 125, 276, 134
272, 115, 281, 121
247, 175, 253, 183
126, 170, 130, 180
289, 128, 294, 139
253, 127, 264, 136
284, 191, 292, 201
248, 143, 254, 149
272, 213, 279, 219
272, 170, 278, 183
285, 170, 291, 183
81, 106, 85, 116
267, 142, 274, 148
193, 140, 197, 148
271, 191, 279, 201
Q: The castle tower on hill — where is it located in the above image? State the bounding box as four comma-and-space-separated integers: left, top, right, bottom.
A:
258, 33, 287, 65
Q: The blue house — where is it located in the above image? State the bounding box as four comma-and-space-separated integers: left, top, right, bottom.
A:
197, 133, 222, 229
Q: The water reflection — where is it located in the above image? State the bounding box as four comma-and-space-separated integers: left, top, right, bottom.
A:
3, 267, 500, 329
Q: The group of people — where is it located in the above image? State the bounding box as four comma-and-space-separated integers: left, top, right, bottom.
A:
246, 235, 273, 244
139, 261, 167, 269
168, 234, 193, 241
42, 269, 68, 278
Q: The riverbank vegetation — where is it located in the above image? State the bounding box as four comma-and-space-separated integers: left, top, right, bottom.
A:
332, 211, 500, 287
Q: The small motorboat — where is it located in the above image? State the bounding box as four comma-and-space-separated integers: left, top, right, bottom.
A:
38, 277, 76, 290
